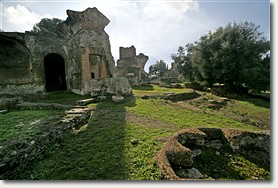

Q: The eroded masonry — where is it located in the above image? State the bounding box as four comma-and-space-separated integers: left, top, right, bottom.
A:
116, 45, 149, 86
0, 7, 131, 96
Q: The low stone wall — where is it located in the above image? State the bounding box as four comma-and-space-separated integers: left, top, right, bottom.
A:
0, 84, 44, 95
139, 90, 200, 102
15, 102, 73, 110
156, 128, 270, 180
0, 106, 92, 179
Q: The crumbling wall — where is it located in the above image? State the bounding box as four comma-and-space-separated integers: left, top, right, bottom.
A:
116, 46, 149, 86
0, 7, 123, 95
64, 8, 117, 95
0, 34, 31, 84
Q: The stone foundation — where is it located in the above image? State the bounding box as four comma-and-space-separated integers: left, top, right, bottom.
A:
156, 128, 270, 180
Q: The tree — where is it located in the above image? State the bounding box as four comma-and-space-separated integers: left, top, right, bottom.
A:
32, 18, 63, 34
171, 45, 196, 81
172, 21, 270, 92
149, 65, 154, 75
149, 60, 168, 77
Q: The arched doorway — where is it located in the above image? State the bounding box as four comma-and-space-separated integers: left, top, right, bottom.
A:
44, 53, 67, 92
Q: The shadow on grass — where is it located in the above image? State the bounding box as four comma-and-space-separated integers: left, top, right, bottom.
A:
78, 94, 137, 179
165, 91, 201, 102
8, 95, 136, 180
230, 95, 270, 109
132, 84, 154, 91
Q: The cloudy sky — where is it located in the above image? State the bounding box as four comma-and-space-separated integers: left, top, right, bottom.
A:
0, 0, 270, 72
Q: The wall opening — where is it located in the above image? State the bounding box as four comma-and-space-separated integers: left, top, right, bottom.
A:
0, 36, 31, 84
89, 54, 109, 79
44, 53, 67, 92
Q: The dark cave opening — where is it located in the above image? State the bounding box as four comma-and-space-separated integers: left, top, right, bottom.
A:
44, 53, 67, 92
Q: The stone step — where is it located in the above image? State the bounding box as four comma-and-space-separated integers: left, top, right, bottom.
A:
76, 98, 98, 106
66, 108, 90, 114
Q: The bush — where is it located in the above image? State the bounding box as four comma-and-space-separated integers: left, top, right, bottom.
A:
184, 82, 206, 91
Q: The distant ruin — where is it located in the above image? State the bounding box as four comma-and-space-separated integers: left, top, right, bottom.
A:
116, 46, 149, 86
0, 7, 131, 96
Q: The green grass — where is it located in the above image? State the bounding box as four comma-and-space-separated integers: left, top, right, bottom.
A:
0, 110, 64, 143
192, 148, 270, 180
127, 98, 258, 131
34, 91, 91, 105
133, 84, 192, 97
2, 85, 270, 180
11, 96, 163, 180
124, 124, 169, 180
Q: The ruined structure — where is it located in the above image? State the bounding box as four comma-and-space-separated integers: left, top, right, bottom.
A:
116, 46, 149, 86
163, 62, 182, 83
149, 61, 182, 87
156, 128, 270, 180
0, 7, 131, 96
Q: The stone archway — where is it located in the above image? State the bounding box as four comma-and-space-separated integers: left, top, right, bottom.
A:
44, 53, 67, 92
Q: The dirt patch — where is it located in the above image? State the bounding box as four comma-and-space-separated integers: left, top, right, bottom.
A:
169, 93, 269, 130
170, 101, 203, 112
126, 112, 177, 130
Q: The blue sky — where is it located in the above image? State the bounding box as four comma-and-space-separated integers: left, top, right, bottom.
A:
0, 0, 270, 71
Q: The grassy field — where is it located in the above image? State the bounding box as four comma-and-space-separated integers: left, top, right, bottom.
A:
132, 84, 192, 97
0, 110, 65, 143
0, 84, 270, 180
33, 91, 92, 105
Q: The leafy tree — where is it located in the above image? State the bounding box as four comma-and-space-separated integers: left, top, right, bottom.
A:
149, 65, 154, 75
149, 60, 168, 77
32, 18, 63, 34
172, 21, 270, 92
171, 45, 196, 81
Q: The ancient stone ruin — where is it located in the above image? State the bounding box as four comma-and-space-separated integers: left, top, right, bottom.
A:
149, 61, 182, 87
116, 46, 149, 86
0, 7, 131, 97
156, 128, 270, 180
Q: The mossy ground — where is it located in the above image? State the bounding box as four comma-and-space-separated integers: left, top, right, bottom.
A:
191, 148, 270, 180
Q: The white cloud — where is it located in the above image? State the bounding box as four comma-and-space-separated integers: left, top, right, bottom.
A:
2, 4, 52, 32
84, 0, 201, 67
1, 1, 202, 70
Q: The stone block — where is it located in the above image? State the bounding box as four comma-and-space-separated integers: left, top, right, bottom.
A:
112, 95, 124, 103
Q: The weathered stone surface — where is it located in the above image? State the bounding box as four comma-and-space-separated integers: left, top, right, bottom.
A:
130, 139, 139, 145
149, 62, 182, 86
0, 109, 8, 114
116, 46, 149, 86
176, 128, 207, 148
176, 168, 204, 179
0, 7, 130, 96
65, 8, 110, 33
106, 77, 132, 96
0, 97, 21, 110
165, 140, 193, 167
91, 89, 102, 97
191, 149, 202, 157
76, 98, 95, 106
222, 129, 270, 153
210, 140, 223, 150
156, 128, 270, 180
119, 46, 136, 59
0, 104, 93, 178
15, 102, 72, 110
112, 95, 125, 103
